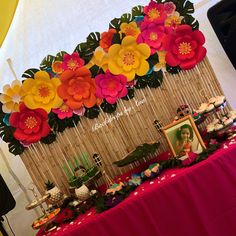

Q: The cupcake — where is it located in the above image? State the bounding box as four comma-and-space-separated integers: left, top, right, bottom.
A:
214, 95, 226, 107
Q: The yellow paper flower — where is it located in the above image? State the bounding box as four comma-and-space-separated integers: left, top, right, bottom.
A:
165, 12, 183, 28
154, 51, 166, 71
108, 36, 151, 81
0, 80, 24, 113
120, 22, 140, 39
22, 71, 63, 113
85, 47, 109, 72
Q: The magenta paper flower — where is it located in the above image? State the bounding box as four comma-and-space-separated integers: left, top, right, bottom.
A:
95, 72, 128, 104
52, 103, 73, 119
62, 52, 85, 71
137, 23, 166, 54
164, 2, 176, 15
143, 1, 167, 24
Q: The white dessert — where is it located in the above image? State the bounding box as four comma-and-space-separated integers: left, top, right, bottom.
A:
207, 124, 215, 133
196, 103, 208, 114
214, 95, 226, 107
214, 123, 224, 131
205, 103, 215, 112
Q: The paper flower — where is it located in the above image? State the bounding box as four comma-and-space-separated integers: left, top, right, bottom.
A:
57, 67, 97, 109
165, 12, 183, 29
143, 1, 167, 24
153, 51, 166, 71
85, 47, 109, 72
95, 71, 128, 104
0, 80, 24, 113
164, 2, 176, 15
62, 52, 85, 71
52, 61, 63, 74
119, 22, 140, 39
108, 36, 151, 81
22, 71, 63, 113
52, 103, 73, 119
9, 103, 50, 144
100, 28, 117, 53
163, 25, 207, 70
137, 23, 166, 54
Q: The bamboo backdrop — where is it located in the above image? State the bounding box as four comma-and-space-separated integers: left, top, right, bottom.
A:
20, 58, 230, 195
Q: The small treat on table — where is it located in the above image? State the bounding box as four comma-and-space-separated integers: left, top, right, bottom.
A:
214, 123, 224, 131
205, 103, 215, 113
196, 103, 208, 114
106, 182, 125, 195
208, 97, 217, 104
207, 124, 215, 133
128, 174, 142, 187
227, 110, 236, 121
214, 95, 226, 107
141, 163, 161, 180
212, 118, 220, 125
221, 117, 233, 126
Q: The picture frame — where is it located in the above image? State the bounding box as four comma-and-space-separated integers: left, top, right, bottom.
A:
162, 115, 206, 158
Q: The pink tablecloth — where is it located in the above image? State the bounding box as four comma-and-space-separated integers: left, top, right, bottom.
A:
38, 138, 236, 236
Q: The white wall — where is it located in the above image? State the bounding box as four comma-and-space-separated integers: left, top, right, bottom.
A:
0, 0, 235, 235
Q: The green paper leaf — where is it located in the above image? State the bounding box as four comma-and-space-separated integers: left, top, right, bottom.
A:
89, 65, 103, 78
147, 71, 163, 88
166, 64, 181, 74
182, 15, 199, 30
172, 0, 194, 16
22, 68, 40, 78
120, 13, 133, 23
132, 5, 144, 17
109, 18, 121, 30
147, 53, 159, 67
40, 55, 55, 71
84, 106, 100, 119
122, 87, 135, 100
135, 76, 148, 89
112, 33, 122, 45
101, 101, 117, 114
8, 140, 24, 156
55, 51, 67, 61
41, 131, 57, 144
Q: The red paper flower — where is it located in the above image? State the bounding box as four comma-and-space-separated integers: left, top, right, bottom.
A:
62, 52, 85, 71
163, 25, 207, 70
9, 103, 50, 144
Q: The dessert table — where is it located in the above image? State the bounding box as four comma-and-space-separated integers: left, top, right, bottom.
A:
37, 138, 236, 236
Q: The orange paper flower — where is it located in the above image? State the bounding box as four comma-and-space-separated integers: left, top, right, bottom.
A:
57, 67, 97, 109
100, 29, 117, 53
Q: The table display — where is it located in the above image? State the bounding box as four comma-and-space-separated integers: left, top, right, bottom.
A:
36, 140, 236, 236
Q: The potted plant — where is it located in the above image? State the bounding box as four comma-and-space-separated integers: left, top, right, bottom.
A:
45, 180, 63, 205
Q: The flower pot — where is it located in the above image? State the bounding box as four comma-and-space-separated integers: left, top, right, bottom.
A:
46, 186, 63, 205
87, 166, 98, 177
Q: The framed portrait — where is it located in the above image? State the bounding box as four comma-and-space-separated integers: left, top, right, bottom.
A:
162, 115, 206, 158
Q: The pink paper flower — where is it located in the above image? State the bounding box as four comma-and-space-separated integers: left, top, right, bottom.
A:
62, 52, 85, 71
164, 2, 176, 15
137, 23, 166, 54
163, 25, 207, 70
95, 71, 128, 104
52, 103, 73, 119
143, 1, 167, 24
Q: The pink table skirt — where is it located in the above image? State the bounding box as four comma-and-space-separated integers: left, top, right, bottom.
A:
38, 139, 236, 236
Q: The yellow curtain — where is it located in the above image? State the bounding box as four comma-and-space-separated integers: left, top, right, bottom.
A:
0, 0, 19, 47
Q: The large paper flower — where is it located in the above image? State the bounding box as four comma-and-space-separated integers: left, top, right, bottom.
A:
100, 28, 117, 53
108, 36, 151, 81
85, 47, 109, 72
22, 71, 63, 113
9, 103, 50, 144
163, 25, 207, 70
137, 23, 166, 54
57, 67, 97, 109
0, 80, 24, 113
95, 71, 128, 104
62, 52, 85, 71
119, 22, 140, 39
143, 1, 167, 24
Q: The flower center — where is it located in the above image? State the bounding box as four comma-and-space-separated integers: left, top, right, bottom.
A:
123, 52, 135, 66
12, 94, 21, 103
124, 27, 136, 36
148, 9, 160, 20
179, 42, 192, 55
67, 59, 78, 70
60, 104, 69, 112
25, 116, 38, 129
38, 86, 50, 98
149, 32, 158, 41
